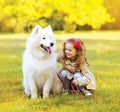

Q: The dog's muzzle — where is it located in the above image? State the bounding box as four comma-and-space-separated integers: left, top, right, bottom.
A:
41, 43, 54, 54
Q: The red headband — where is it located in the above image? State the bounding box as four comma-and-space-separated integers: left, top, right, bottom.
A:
67, 39, 82, 49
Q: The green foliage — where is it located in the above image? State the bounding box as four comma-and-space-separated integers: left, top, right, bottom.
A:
0, 32, 120, 112
0, 0, 113, 32
63, 22, 77, 33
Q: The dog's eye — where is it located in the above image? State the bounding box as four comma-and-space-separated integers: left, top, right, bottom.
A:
43, 37, 46, 39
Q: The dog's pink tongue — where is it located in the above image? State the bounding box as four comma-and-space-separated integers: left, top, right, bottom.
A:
47, 48, 51, 54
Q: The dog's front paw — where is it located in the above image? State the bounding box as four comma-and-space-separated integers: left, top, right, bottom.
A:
43, 92, 49, 98
31, 93, 38, 99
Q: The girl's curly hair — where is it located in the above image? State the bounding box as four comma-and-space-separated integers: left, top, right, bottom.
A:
62, 38, 88, 71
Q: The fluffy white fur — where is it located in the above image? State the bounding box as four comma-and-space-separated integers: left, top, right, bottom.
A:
22, 25, 62, 98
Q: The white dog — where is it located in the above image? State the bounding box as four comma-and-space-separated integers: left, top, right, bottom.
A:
22, 25, 62, 98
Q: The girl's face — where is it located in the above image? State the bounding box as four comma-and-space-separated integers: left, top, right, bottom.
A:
65, 43, 77, 58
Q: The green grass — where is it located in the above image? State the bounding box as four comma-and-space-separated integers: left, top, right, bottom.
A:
0, 31, 120, 112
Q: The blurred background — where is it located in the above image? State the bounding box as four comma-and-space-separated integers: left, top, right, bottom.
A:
0, 0, 120, 33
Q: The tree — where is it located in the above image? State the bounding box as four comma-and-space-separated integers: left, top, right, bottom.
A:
101, 0, 120, 30
0, 0, 113, 32
52, 0, 113, 31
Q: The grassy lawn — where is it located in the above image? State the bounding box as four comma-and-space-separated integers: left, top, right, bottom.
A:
0, 31, 120, 112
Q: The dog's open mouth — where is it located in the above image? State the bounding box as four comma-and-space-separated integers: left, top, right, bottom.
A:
41, 44, 51, 54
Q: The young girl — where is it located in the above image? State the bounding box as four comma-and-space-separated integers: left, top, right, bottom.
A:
57, 38, 96, 96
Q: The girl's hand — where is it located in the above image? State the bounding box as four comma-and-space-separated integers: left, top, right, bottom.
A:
72, 79, 79, 86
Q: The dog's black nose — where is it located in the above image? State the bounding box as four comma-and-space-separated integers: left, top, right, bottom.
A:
50, 43, 54, 47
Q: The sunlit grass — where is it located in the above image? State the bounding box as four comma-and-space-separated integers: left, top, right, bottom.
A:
0, 31, 120, 112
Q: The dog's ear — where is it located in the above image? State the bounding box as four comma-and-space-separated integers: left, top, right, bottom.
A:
32, 25, 42, 34
44, 25, 52, 32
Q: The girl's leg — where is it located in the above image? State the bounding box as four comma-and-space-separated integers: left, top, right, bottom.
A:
73, 72, 92, 96
73, 72, 84, 90
73, 72, 82, 79
61, 70, 71, 90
